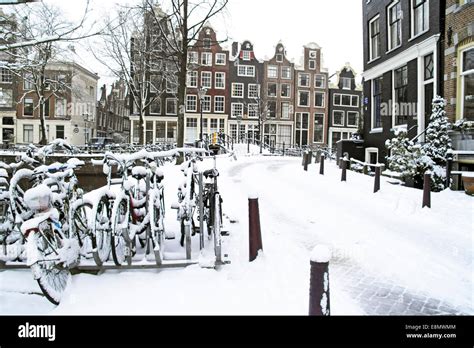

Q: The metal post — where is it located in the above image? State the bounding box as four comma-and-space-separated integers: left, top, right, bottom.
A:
309, 245, 331, 316
319, 154, 325, 175
199, 172, 204, 250
446, 154, 453, 189
247, 136, 250, 153
341, 158, 347, 182
282, 142, 285, 157
423, 171, 431, 208
248, 194, 263, 262
308, 150, 313, 164
374, 166, 381, 193
304, 152, 308, 171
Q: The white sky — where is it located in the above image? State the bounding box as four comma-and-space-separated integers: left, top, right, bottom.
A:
42, 0, 363, 88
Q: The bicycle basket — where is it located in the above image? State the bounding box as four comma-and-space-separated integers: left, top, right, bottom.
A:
24, 184, 52, 212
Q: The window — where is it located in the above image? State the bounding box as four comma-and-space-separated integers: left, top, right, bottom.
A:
201, 71, 212, 89
166, 78, 177, 93
394, 65, 408, 125
424, 53, 434, 81
155, 121, 166, 141
412, 0, 429, 37
372, 77, 383, 129
309, 60, 316, 70
187, 71, 198, 88
281, 84, 291, 98
188, 51, 198, 64
248, 104, 258, 118
248, 84, 260, 99
242, 51, 251, 61
186, 95, 197, 112
314, 114, 324, 143
24, 98, 34, 116
203, 38, 211, 49
333, 111, 344, 126
281, 102, 290, 119
281, 66, 291, 79
43, 99, 50, 117
23, 125, 33, 143
0, 89, 13, 107
201, 52, 212, 66
55, 98, 67, 117
24, 73, 34, 90
150, 98, 161, 114
333, 94, 358, 107
215, 96, 225, 113
276, 54, 283, 62
267, 83, 277, 97
210, 119, 218, 132
267, 101, 276, 118
314, 92, 325, 107
231, 103, 243, 118
186, 118, 197, 127
388, 1, 402, 51
267, 66, 278, 78
166, 98, 177, 115
56, 125, 65, 139
237, 65, 255, 77
201, 96, 211, 113
296, 112, 309, 147
216, 53, 226, 65
369, 16, 381, 61
341, 77, 352, 90
352, 95, 359, 107
298, 91, 310, 107
232, 83, 244, 98
298, 73, 310, 87
215, 72, 225, 89
461, 47, 474, 119
1, 68, 12, 83
315, 75, 326, 88
347, 112, 359, 127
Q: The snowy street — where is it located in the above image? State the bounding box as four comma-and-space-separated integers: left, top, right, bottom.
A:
0, 148, 472, 315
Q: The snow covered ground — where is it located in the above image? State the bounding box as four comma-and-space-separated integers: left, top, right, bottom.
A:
1, 145, 472, 315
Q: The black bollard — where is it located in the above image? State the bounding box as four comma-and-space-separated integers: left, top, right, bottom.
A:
341, 158, 347, 182
374, 166, 381, 193
446, 154, 453, 189
423, 171, 431, 208
309, 245, 331, 316
319, 154, 325, 175
248, 195, 263, 262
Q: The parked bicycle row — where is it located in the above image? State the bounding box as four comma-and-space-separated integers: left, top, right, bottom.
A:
0, 140, 226, 305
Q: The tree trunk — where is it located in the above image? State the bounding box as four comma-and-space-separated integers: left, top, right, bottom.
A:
176, 0, 188, 165
39, 99, 47, 145
139, 112, 145, 145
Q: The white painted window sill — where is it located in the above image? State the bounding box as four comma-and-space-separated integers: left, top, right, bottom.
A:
370, 128, 383, 134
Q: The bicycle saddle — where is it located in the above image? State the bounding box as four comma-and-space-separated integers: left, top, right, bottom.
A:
132, 166, 147, 180
203, 168, 219, 179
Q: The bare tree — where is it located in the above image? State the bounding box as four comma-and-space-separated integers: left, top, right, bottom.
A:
139, 0, 229, 159
93, 3, 178, 145
0, 1, 98, 144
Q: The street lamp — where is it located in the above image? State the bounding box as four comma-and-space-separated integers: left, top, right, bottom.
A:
197, 87, 207, 146
82, 113, 90, 145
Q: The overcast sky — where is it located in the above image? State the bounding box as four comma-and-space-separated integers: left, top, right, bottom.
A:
43, 0, 363, 88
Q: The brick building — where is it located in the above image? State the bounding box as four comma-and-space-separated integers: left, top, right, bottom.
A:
294, 42, 329, 149
444, 0, 473, 122
185, 24, 229, 144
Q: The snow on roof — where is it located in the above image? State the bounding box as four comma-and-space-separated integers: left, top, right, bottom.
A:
305, 42, 321, 50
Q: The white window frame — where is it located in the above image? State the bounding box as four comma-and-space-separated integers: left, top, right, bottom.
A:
165, 98, 177, 115
313, 113, 325, 143
201, 95, 211, 113
188, 51, 198, 64
187, 71, 198, 88
281, 66, 292, 79
314, 92, 325, 108
24, 97, 34, 117
248, 84, 260, 99
242, 50, 251, 61
231, 83, 244, 98
333, 110, 345, 126
248, 103, 258, 118
341, 77, 352, 90
237, 65, 255, 77
298, 90, 310, 107
201, 52, 212, 66
309, 60, 316, 70
410, 0, 429, 39
186, 95, 197, 112
281, 102, 290, 119
215, 72, 225, 89
201, 71, 212, 89
267, 82, 278, 98
460, 46, 474, 119
387, 0, 402, 52
298, 73, 311, 87
215, 53, 226, 65
267, 65, 278, 79
369, 15, 381, 62
315, 74, 326, 88
276, 54, 283, 63
333, 93, 358, 107
231, 102, 244, 118
347, 111, 359, 127
281, 83, 291, 98
214, 96, 225, 113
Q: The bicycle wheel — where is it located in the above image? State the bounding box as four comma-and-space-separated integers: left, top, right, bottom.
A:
92, 196, 112, 266
28, 229, 71, 305
111, 197, 129, 266
71, 201, 93, 258
213, 193, 222, 263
